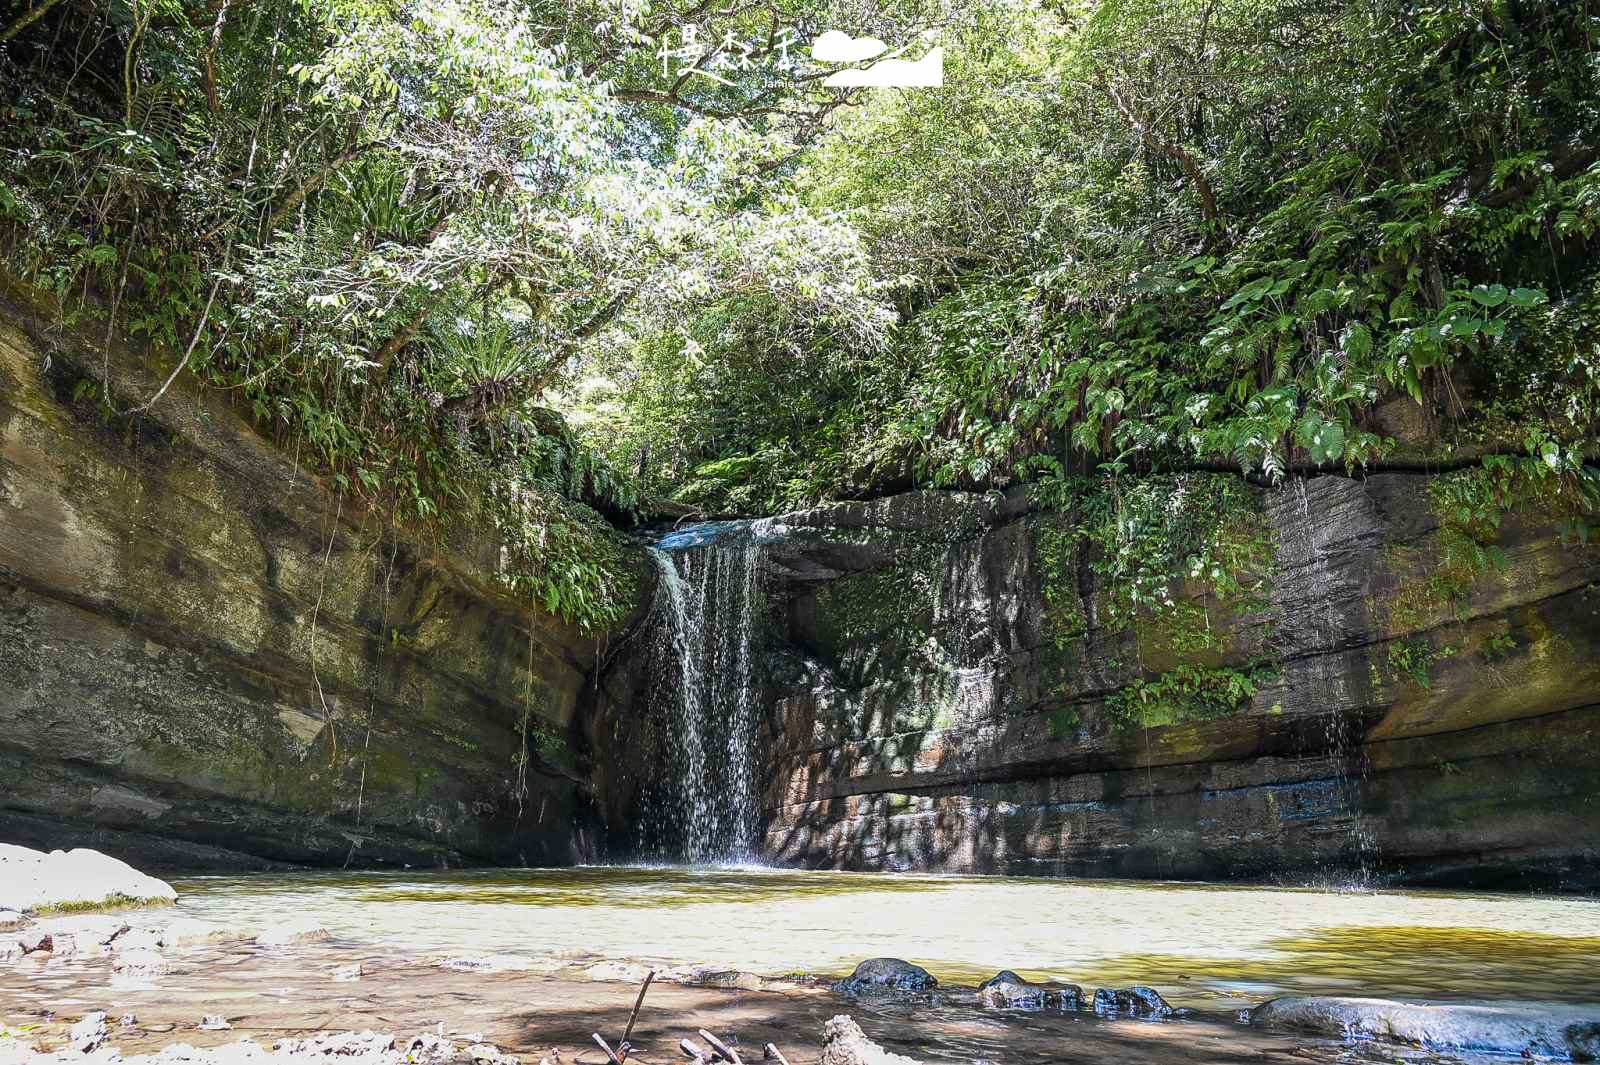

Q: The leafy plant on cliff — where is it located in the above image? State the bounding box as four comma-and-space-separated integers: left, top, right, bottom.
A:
1109, 662, 1279, 731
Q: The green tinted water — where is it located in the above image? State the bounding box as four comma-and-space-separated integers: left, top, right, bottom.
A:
171, 867, 1600, 1007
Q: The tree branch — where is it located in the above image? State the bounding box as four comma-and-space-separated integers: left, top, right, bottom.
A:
204, 0, 232, 114
1100, 76, 1219, 231
0, 0, 66, 44
439, 283, 639, 420
262, 139, 384, 235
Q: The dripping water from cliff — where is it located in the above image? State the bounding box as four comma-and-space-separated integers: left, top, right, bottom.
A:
638, 523, 768, 864
1290, 477, 1378, 887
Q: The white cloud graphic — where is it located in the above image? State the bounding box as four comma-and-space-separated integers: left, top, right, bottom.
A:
811, 30, 889, 64
822, 46, 943, 88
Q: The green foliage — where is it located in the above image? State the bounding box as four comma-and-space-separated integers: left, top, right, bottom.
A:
1032, 472, 1274, 634
1034, 516, 1087, 648
3, 0, 1597, 650
577, 0, 1600, 512
0, 0, 930, 623
1109, 662, 1279, 731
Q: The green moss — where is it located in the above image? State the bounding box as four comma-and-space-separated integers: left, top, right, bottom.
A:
1379, 457, 1598, 687
1044, 706, 1081, 739
1108, 662, 1279, 732
883, 792, 918, 814
34, 895, 176, 916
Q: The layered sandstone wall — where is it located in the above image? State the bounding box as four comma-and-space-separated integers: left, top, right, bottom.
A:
757, 479, 1600, 889
0, 280, 641, 871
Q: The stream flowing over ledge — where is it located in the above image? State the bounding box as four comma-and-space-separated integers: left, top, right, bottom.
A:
593, 486, 1600, 888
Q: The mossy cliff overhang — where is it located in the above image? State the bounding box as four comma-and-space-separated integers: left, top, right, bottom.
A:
0, 272, 650, 871
747, 474, 1600, 890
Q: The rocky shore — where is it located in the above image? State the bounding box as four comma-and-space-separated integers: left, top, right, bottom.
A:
4, 851, 1600, 1064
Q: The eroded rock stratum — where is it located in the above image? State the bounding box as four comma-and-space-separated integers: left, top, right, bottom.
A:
0, 284, 639, 871
747, 483, 1599, 888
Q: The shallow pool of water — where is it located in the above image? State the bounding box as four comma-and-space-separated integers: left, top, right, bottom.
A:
169, 867, 1600, 1007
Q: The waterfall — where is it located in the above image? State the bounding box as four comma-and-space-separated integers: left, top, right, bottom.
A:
640, 527, 766, 864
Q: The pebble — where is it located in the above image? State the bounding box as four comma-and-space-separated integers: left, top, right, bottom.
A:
111, 949, 174, 975
69, 1011, 109, 1053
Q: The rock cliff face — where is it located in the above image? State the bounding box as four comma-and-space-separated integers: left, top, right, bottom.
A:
0, 281, 640, 871
7, 279, 1596, 888
749, 477, 1599, 889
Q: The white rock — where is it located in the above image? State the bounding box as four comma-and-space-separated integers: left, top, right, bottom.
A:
0, 910, 23, 931
70, 1012, 109, 1053
272, 1031, 393, 1058
819, 1015, 923, 1065
198, 1015, 232, 1031
159, 919, 252, 949
116, 928, 166, 952
0, 845, 177, 913
111, 948, 173, 975
38, 915, 129, 946
255, 918, 330, 946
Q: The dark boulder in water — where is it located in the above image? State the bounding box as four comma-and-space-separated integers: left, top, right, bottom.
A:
1093, 986, 1174, 1017
977, 970, 1082, 1010
835, 958, 938, 994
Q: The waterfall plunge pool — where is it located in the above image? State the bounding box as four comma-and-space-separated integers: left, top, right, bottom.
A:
6, 867, 1598, 1064
163, 866, 1599, 1007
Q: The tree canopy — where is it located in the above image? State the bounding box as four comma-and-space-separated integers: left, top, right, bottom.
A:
3, 0, 1597, 623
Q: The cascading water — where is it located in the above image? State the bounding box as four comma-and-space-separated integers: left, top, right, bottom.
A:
639, 524, 767, 864
1291, 478, 1378, 886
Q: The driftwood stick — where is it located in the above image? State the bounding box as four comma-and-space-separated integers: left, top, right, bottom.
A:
763, 1044, 792, 1065
591, 1033, 624, 1065
680, 1037, 710, 1061
623, 970, 655, 1045
698, 1030, 742, 1065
